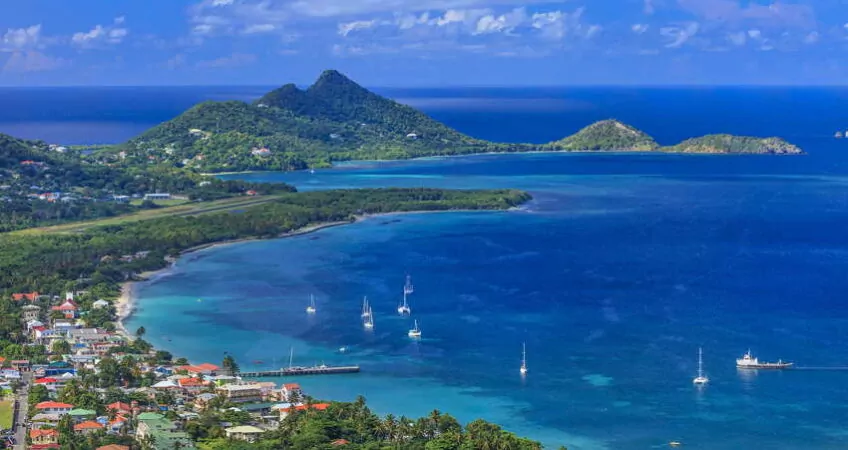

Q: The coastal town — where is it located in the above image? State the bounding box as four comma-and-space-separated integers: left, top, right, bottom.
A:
2, 288, 333, 450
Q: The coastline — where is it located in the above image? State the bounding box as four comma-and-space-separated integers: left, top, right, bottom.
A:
115, 206, 520, 338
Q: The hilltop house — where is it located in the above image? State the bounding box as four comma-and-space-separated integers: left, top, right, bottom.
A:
216, 383, 263, 403
29, 428, 59, 449
50, 299, 79, 319
225, 425, 267, 442
35, 401, 74, 415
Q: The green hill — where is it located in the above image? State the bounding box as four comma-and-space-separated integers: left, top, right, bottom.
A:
551, 119, 659, 151
662, 134, 803, 154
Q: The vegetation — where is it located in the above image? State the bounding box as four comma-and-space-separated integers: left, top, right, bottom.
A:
663, 134, 803, 154
551, 119, 659, 151
194, 397, 544, 449
0, 400, 11, 430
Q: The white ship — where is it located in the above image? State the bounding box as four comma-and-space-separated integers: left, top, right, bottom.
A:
306, 294, 316, 314
397, 291, 411, 315
736, 350, 793, 369
360, 297, 370, 318
364, 307, 374, 329
404, 274, 414, 295
520, 342, 527, 375
408, 319, 421, 338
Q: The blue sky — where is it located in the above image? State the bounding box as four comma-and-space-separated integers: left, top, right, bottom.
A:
0, 0, 843, 86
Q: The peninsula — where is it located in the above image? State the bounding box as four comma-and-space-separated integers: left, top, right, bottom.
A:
99, 70, 802, 173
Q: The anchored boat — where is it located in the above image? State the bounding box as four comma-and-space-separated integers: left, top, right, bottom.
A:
736, 350, 793, 369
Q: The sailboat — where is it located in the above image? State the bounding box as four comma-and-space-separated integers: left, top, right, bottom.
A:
306, 294, 316, 314
693, 347, 709, 385
364, 307, 374, 329
397, 291, 411, 315
520, 342, 528, 375
408, 320, 422, 338
360, 297, 371, 318
404, 275, 414, 295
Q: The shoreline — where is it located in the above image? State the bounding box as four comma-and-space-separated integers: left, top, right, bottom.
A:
115, 207, 518, 336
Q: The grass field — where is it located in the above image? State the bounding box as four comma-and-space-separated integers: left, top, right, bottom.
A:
15, 194, 289, 235
129, 198, 190, 207
0, 400, 12, 430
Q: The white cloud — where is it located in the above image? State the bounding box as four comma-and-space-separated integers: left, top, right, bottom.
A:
196, 52, 257, 68
338, 20, 377, 36
2, 25, 42, 51
2, 50, 65, 73
243, 24, 276, 34
474, 8, 527, 35
631, 24, 649, 34
727, 31, 746, 46
72, 17, 129, 48
747, 29, 761, 39
660, 22, 699, 48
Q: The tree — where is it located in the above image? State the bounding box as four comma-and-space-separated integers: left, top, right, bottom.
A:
135, 326, 146, 338
51, 339, 71, 355
222, 355, 239, 375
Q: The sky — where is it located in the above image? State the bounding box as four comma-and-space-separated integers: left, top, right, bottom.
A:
0, 0, 845, 86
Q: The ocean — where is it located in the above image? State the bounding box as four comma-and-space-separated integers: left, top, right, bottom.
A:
7, 86, 848, 449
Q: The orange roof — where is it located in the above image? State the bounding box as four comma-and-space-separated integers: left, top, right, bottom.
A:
12, 292, 39, 301
30, 429, 58, 438
286, 403, 330, 412
0, 356, 7, 363
283, 383, 301, 390
107, 402, 131, 411
331, 439, 350, 446
178, 377, 207, 387
74, 420, 103, 431
35, 401, 73, 409
195, 363, 219, 371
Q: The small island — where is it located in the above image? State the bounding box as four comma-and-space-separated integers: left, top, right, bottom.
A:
95, 70, 803, 173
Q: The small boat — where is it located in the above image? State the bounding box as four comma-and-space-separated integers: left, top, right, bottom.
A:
836, 131, 844, 139
736, 349, 793, 369
693, 347, 708, 385
310, 169, 316, 174
338, 346, 348, 353
397, 291, 411, 315
404, 274, 414, 295
408, 320, 422, 338
669, 442, 682, 448
252, 360, 264, 365
360, 297, 371, 318
520, 342, 528, 375
364, 307, 374, 329
306, 294, 316, 314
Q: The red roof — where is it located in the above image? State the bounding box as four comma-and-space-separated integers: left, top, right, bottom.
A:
74, 420, 103, 431
195, 363, 219, 371
32, 326, 47, 332
51, 301, 78, 311
178, 377, 207, 387
283, 383, 301, 390
35, 401, 73, 409
331, 439, 350, 446
107, 402, 131, 412
34, 377, 59, 384
12, 292, 39, 301
30, 429, 58, 439
285, 403, 331, 413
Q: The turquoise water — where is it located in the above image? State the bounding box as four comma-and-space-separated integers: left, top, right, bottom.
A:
129, 149, 848, 450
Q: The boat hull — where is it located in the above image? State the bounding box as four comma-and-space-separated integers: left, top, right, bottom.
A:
736, 363, 794, 370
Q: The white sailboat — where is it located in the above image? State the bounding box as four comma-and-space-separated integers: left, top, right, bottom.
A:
364, 307, 374, 329
404, 275, 414, 295
693, 347, 709, 385
520, 342, 528, 375
306, 294, 316, 314
360, 297, 370, 318
397, 291, 411, 315
408, 319, 422, 338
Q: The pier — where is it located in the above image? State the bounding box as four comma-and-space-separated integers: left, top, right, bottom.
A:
238, 365, 360, 378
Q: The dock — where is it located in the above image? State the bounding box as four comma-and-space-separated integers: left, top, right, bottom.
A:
238, 365, 360, 378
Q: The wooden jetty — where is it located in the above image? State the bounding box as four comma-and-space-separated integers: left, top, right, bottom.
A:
239, 364, 360, 378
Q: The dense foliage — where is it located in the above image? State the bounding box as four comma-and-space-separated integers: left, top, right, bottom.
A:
664, 134, 804, 154
551, 119, 659, 151
195, 397, 546, 450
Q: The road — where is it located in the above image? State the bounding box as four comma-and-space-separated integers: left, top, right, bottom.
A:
12, 372, 30, 450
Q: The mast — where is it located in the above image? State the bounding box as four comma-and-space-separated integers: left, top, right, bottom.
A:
288, 347, 293, 369
404, 275, 414, 295
698, 347, 704, 378
521, 342, 527, 371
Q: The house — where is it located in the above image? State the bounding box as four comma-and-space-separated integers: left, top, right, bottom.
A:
107, 415, 129, 433
35, 401, 74, 415
68, 328, 109, 344
331, 439, 351, 447
1, 369, 21, 381
251, 147, 272, 156
26, 320, 44, 331
246, 190, 257, 196
278, 402, 330, 419
143, 193, 171, 200
92, 299, 110, 309
152, 379, 179, 389
280, 383, 302, 401
136, 412, 197, 450
216, 383, 263, 403
177, 377, 209, 392
22, 304, 41, 322
107, 402, 132, 415
29, 428, 59, 449
193, 393, 217, 411
11, 360, 30, 371
12, 292, 39, 302
34, 377, 61, 390
73, 420, 104, 434
67, 408, 97, 422
177, 363, 218, 376
50, 299, 79, 319
30, 413, 62, 426
224, 425, 266, 442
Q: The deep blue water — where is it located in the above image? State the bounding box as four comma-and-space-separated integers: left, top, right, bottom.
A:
7, 86, 848, 448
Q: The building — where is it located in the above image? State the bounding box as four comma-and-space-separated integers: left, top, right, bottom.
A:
251, 147, 272, 156
29, 428, 59, 449
22, 304, 41, 322
67, 408, 97, 422
177, 363, 219, 376
224, 425, 266, 442
278, 402, 330, 419
193, 393, 217, 411
92, 299, 110, 309
280, 383, 302, 401
136, 412, 197, 450
112, 195, 130, 203
50, 299, 79, 319
177, 377, 209, 392
34, 401, 74, 415
216, 383, 263, 403
73, 420, 104, 434
107, 402, 132, 416
143, 193, 171, 200
11, 292, 39, 302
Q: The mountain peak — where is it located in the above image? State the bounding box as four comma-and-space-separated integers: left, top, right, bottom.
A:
310, 69, 365, 93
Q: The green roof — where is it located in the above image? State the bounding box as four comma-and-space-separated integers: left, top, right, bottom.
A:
67, 408, 96, 416
137, 412, 165, 421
